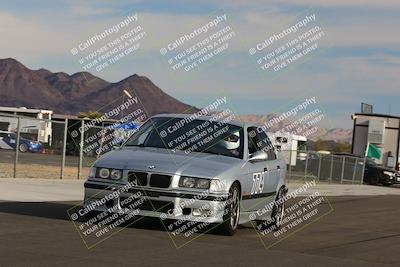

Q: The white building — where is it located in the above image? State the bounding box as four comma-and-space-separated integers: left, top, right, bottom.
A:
352, 112, 400, 169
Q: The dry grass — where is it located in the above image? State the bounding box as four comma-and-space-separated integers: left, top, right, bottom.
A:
0, 163, 89, 179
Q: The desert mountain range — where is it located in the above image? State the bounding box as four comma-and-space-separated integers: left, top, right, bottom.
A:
0, 58, 351, 142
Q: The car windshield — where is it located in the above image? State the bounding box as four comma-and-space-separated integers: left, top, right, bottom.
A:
366, 158, 377, 166
123, 117, 244, 159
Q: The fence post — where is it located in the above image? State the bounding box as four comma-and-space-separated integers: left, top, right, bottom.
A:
317, 154, 322, 182
288, 149, 292, 183
340, 156, 346, 184
13, 117, 21, 178
360, 157, 366, 184
78, 120, 84, 180
304, 151, 309, 181
60, 118, 68, 179
352, 157, 357, 184
329, 154, 334, 183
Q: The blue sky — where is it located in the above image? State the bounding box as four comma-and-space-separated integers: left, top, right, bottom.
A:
0, 0, 399, 129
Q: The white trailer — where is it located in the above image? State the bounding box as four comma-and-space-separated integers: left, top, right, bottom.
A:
0, 106, 53, 143
268, 131, 307, 166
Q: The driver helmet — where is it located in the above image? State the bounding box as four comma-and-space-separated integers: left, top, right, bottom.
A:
221, 131, 240, 150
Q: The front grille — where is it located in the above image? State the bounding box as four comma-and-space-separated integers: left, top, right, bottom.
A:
128, 171, 148, 186
149, 173, 172, 188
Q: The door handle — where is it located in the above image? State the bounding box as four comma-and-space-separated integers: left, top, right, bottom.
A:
263, 167, 268, 172
277, 165, 281, 170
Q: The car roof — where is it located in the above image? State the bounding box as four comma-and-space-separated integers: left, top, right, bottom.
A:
151, 113, 256, 128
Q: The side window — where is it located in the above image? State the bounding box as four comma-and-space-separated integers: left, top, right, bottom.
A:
247, 127, 276, 160
265, 140, 276, 160
247, 128, 258, 155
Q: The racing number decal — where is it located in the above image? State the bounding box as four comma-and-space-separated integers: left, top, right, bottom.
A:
251, 172, 265, 195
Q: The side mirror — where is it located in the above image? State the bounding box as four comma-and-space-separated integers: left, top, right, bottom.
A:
249, 151, 268, 163
112, 145, 120, 150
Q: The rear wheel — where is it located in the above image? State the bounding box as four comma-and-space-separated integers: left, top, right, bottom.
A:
19, 143, 28, 152
217, 183, 240, 236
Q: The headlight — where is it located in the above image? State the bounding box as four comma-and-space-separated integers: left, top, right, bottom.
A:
179, 177, 211, 189
110, 169, 122, 180
98, 168, 110, 179
196, 179, 211, 189
210, 180, 224, 192
179, 177, 196, 188
383, 171, 394, 177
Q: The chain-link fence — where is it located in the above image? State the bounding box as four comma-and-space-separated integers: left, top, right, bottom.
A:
285, 150, 366, 184
0, 113, 135, 179
1, 113, 366, 183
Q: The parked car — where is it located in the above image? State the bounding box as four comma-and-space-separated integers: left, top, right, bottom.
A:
0, 131, 42, 153
83, 114, 287, 236
334, 153, 400, 186
364, 158, 400, 186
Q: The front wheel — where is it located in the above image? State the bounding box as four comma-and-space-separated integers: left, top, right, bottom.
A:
217, 183, 240, 236
270, 187, 286, 230
257, 187, 285, 231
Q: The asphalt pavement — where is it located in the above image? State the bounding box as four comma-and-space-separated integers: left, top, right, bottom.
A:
0, 194, 399, 266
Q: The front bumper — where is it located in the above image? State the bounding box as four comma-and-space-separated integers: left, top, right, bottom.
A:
83, 180, 229, 224
381, 173, 400, 185
28, 144, 41, 152
390, 174, 400, 184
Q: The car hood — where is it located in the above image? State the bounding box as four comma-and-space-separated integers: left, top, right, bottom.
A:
93, 146, 242, 178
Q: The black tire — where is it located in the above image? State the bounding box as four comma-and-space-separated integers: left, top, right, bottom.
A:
255, 186, 286, 232
19, 143, 28, 153
84, 210, 103, 222
270, 187, 286, 230
218, 183, 240, 236
271, 187, 286, 230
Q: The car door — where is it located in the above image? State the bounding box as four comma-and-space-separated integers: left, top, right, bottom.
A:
241, 127, 280, 212
259, 131, 281, 195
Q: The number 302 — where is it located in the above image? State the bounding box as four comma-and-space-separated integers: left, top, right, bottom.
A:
251, 172, 265, 195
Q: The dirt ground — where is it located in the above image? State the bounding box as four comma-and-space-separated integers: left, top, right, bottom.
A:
0, 163, 89, 179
